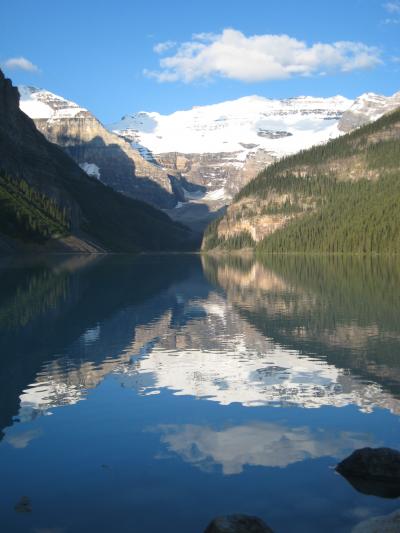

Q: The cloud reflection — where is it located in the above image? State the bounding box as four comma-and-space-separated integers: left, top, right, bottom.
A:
153, 422, 375, 474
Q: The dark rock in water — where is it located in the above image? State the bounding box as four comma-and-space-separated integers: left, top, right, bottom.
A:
340, 473, 400, 499
14, 496, 31, 513
352, 508, 400, 532
336, 447, 400, 481
204, 514, 273, 533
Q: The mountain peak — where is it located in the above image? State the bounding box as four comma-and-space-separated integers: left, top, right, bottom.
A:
109, 93, 354, 156
338, 89, 400, 131
18, 85, 88, 120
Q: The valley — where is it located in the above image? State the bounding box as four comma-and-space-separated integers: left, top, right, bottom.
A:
2, 3, 400, 532
19, 85, 400, 231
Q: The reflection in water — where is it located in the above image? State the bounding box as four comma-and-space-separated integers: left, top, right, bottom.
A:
154, 422, 375, 474
4, 428, 42, 449
115, 293, 400, 412
1, 253, 400, 532
0, 254, 195, 433
3, 254, 400, 420
203, 254, 400, 398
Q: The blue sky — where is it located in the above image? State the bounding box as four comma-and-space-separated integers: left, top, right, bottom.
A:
1, 0, 399, 122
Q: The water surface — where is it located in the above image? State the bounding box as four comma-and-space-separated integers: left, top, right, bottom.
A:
1, 254, 400, 532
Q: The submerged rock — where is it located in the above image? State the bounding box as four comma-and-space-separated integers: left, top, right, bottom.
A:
204, 514, 273, 533
14, 496, 31, 513
352, 509, 400, 532
336, 447, 400, 480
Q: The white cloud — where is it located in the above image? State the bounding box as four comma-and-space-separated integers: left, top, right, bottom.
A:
153, 41, 177, 54
145, 29, 382, 83
384, 1, 400, 13
382, 1, 400, 22
3, 56, 39, 72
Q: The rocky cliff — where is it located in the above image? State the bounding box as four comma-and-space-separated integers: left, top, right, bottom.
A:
110, 95, 352, 226
0, 70, 195, 252
18, 87, 400, 231
338, 91, 400, 132
19, 87, 177, 209
111, 92, 400, 230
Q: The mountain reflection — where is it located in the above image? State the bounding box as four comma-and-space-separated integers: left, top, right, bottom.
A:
203, 255, 400, 396
0, 254, 200, 435
2, 254, 400, 440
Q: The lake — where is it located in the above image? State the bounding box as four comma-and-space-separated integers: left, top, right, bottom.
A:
1, 253, 399, 532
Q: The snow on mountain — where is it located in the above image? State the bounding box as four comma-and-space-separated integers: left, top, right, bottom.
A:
338, 91, 400, 131
109, 94, 353, 159
19, 85, 88, 120
108, 95, 356, 222
17, 86, 400, 229
18, 86, 179, 210
79, 162, 101, 179
108, 91, 400, 226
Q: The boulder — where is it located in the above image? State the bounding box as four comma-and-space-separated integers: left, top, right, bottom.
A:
204, 514, 273, 533
336, 447, 400, 481
340, 474, 400, 499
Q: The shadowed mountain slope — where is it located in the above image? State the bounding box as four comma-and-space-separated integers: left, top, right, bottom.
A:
0, 70, 196, 253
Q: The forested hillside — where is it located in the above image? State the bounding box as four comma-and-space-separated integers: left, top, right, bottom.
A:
0, 171, 70, 243
258, 173, 400, 253
203, 107, 400, 254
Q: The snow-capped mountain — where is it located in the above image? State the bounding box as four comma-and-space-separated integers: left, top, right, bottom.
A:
19, 85, 89, 119
110, 96, 352, 208
18, 86, 400, 229
109, 91, 399, 227
18, 86, 177, 209
339, 91, 400, 132
110, 94, 352, 158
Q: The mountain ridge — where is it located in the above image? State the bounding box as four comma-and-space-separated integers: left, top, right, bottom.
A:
109, 90, 399, 224
0, 70, 195, 253
16, 82, 400, 235
18, 85, 178, 209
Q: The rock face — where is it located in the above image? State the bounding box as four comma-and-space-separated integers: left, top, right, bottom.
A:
339, 91, 400, 132
110, 95, 352, 221
156, 149, 276, 208
336, 447, 400, 481
0, 70, 194, 252
110, 92, 399, 228
19, 88, 400, 229
204, 514, 273, 533
0, 78, 81, 232
216, 194, 305, 243
352, 509, 400, 533
19, 87, 177, 209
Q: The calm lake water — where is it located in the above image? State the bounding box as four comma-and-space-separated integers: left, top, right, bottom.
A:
1, 254, 400, 532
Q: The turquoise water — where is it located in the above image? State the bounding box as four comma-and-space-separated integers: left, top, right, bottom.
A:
0, 254, 399, 532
